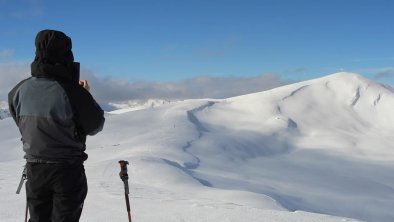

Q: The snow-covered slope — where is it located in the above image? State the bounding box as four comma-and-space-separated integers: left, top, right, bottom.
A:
1, 72, 393, 221
216, 72, 394, 159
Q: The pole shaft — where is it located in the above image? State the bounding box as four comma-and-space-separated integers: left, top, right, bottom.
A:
125, 193, 131, 222
128, 211, 132, 222
25, 201, 28, 222
125, 193, 131, 211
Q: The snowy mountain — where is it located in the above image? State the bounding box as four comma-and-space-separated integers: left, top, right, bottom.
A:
106, 99, 175, 113
1, 72, 393, 221
0, 101, 10, 120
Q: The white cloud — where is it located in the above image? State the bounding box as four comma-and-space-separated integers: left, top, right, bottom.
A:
0, 49, 14, 60
81, 70, 290, 103
0, 62, 30, 100
374, 68, 394, 80
0, 62, 290, 103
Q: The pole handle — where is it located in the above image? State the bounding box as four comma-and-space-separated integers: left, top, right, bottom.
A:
119, 160, 129, 181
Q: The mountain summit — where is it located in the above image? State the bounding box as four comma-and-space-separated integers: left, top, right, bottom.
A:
214, 72, 394, 159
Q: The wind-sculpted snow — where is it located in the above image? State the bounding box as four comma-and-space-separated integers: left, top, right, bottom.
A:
182, 101, 216, 170
1, 72, 393, 221
282, 85, 310, 101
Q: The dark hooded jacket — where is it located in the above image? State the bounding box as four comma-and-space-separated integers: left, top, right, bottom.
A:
8, 30, 105, 163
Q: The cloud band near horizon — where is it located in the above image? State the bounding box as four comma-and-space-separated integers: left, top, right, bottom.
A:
0, 62, 290, 104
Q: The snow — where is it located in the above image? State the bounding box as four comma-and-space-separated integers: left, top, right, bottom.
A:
0, 101, 10, 120
102, 99, 176, 114
1, 72, 393, 221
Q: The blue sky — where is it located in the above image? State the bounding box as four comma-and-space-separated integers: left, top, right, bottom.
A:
1, 0, 393, 85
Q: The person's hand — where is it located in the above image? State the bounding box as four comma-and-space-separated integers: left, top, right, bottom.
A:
79, 80, 90, 92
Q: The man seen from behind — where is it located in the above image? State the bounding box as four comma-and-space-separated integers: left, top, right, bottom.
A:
8, 29, 105, 222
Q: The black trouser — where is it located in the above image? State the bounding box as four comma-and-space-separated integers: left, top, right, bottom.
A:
26, 162, 88, 222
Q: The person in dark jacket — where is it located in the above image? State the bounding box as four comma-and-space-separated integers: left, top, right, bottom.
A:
8, 29, 105, 222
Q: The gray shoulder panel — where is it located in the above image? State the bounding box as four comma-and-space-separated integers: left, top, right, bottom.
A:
14, 78, 74, 121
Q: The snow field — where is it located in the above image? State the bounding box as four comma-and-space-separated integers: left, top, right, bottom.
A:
1, 72, 392, 221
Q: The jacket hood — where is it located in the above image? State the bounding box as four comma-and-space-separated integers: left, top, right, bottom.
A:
34, 29, 74, 65
31, 30, 78, 82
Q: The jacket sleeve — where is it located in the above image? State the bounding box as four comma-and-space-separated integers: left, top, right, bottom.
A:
61, 82, 105, 136
74, 87, 105, 135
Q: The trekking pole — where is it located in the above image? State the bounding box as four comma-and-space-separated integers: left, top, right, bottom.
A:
24, 202, 28, 222
16, 165, 27, 194
119, 160, 132, 222
16, 165, 28, 222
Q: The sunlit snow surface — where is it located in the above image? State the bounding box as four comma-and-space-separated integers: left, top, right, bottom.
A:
2, 73, 393, 221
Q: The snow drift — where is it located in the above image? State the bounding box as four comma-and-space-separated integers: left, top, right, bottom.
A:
1, 72, 393, 222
